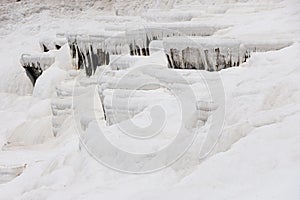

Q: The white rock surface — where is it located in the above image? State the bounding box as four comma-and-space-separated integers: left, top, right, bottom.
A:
0, 0, 299, 199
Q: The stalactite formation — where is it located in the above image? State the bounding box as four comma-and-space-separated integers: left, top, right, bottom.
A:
20, 54, 55, 85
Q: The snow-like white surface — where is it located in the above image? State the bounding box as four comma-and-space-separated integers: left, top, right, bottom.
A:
0, 0, 300, 199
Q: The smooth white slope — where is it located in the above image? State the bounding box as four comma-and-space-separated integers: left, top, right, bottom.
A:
0, 0, 299, 199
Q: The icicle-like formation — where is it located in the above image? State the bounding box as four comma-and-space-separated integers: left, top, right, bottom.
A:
125, 22, 223, 56
106, 22, 223, 56
58, 22, 222, 76
163, 37, 293, 71
163, 37, 241, 71
20, 54, 55, 85
64, 31, 128, 76
39, 37, 67, 52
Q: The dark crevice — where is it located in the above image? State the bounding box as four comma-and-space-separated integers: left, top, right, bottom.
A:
23, 64, 42, 86
42, 44, 49, 52
55, 45, 61, 50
